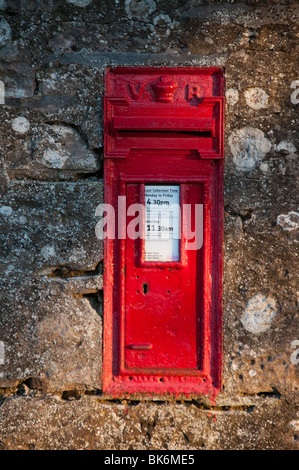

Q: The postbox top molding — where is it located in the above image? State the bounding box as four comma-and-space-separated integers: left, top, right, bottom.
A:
105, 67, 224, 104
104, 67, 224, 159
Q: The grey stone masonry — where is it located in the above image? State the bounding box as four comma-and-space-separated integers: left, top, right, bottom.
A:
0, 0, 298, 450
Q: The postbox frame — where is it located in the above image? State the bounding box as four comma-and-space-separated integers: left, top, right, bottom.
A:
102, 67, 224, 399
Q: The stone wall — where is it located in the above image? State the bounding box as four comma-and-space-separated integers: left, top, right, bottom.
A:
0, 0, 298, 450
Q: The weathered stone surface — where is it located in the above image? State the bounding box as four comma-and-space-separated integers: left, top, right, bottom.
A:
0, 396, 297, 450
244, 87, 269, 110
0, 179, 103, 391
32, 64, 104, 149
277, 211, 299, 231
0, 61, 35, 99
0, 181, 103, 275
0, 275, 102, 391
0, 110, 101, 179
222, 161, 299, 403
0, 0, 298, 451
0, 17, 11, 46
228, 127, 272, 171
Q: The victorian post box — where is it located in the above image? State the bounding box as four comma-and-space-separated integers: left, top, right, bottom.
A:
102, 67, 224, 398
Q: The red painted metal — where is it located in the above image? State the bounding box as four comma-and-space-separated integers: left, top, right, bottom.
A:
103, 67, 224, 398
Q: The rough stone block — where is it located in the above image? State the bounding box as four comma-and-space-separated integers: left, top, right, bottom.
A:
0, 397, 297, 450
0, 109, 102, 180
0, 275, 102, 391
0, 181, 103, 275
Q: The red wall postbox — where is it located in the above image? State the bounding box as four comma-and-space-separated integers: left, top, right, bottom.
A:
102, 67, 224, 398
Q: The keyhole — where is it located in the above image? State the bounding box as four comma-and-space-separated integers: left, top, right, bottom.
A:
142, 283, 149, 294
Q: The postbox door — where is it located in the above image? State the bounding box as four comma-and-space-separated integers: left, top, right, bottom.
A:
124, 182, 204, 372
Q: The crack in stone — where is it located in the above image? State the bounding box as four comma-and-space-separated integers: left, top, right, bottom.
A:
46, 261, 103, 279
